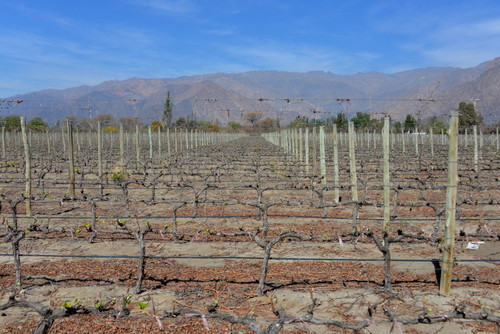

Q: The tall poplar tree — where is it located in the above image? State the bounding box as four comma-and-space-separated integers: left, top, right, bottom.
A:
162, 90, 173, 127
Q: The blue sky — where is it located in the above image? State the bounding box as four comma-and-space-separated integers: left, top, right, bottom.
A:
1, 0, 500, 97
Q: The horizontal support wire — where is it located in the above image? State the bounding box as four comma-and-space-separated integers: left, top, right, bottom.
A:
10, 214, 500, 222
0, 253, 498, 262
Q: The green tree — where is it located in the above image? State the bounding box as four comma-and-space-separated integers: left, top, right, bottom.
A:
425, 116, 447, 134
227, 122, 242, 132
457, 102, 482, 130
351, 112, 371, 129
287, 116, 309, 128
28, 117, 48, 132
162, 90, 173, 127
334, 112, 348, 130
197, 120, 212, 131
393, 121, 403, 133
403, 114, 417, 132
2, 115, 21, 131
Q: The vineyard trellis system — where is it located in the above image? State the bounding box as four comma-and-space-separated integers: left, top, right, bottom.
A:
0, 114, 499, 333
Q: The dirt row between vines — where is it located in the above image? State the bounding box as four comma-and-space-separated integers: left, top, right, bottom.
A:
1, 136, 499, 333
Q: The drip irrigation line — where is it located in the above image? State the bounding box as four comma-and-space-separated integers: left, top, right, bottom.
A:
12, 214, 500, 222
0, 253, 498, 263
18, 200, 500, 207
1, 185, 499, 194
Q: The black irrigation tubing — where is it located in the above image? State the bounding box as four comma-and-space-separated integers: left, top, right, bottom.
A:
1, 175, 481, 181
1, 185, 307, 190
23, 200, 499, 206
2, 199, 368, 205
5, 185, 500, 191
1, 253, 498, 263
5, 214, 500, 224
11, 214, 500, 222
1, 176, 498, 184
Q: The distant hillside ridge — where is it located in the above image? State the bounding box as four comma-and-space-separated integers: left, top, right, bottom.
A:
4, 57, 500, 125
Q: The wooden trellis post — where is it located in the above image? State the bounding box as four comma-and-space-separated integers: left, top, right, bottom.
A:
496, 128, 499, 152
61, 125, 66, 153
473, 125, 479, 174
401, 129, 406, 153
319, 126, 327, 186
383, 117, 390, 232
312, 127, 317, 176
97, 122, 103, 180
348, 121, 358, 201
45, 129, 51, 154
298, 128, 303, 164
158, 126, 162, 157
135, 124, 140, 171
167, 127, 171, 157
20, 117, 32, 216
332, 124, 340, 203
119, 123, 125, 169
66, 119, 76, 200
440, 111, 459, 296
304, 128, 310, 175
1, 126, 5, 159
148, 125, 153, 160
430, 127, 434, 157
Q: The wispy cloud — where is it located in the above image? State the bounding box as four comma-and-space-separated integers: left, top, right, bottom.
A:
224, 40, 379, 74
203, 28, 236, 36
0, 25, 170, 96
406, 17, 500, 68
130, 0, 197, 15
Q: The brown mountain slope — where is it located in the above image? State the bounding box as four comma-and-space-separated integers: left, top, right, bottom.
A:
5, 58, 500, 125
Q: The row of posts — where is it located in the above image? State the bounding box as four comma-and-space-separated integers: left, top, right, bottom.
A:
1, 123, 242, 160
265, 124, 497, 177
0, 113, 479, 297
265, 114, 460, 296
16, 117, 242, 213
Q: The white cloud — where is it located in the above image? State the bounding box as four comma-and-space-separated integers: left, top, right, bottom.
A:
130, 0, 197, 15
418, 18, 500, 68
224, 40, 379, 74
203, 28, 236, 36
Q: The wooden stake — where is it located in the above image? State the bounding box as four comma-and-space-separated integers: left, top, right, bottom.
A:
348, 121, 358, 201
119, 123, 125, 169
473, 125, 478, 174
304, 128, 310, 175
20, 117, 32, 216
97, 122, 103, 180
319, 126, 327, 186
332, 124, 340, 203
1, 126, 6, 159
135, 124, 140, 171
158, 126, 162, 157
440, 111, 459, 296
383, 117, 390, 232
312, 127, 317, 176
66, 119, 76, 200
148, 125, 153, 160
430, 127, 434, 157
496, 128, 499, 152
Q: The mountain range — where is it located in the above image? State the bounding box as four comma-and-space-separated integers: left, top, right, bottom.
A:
4, 57, 500, 126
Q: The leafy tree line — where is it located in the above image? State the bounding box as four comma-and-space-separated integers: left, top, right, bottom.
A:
286, 101, 493, 133
288, 112, 383, 131
0, 115, 48, 132
0, 101, 495, 134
